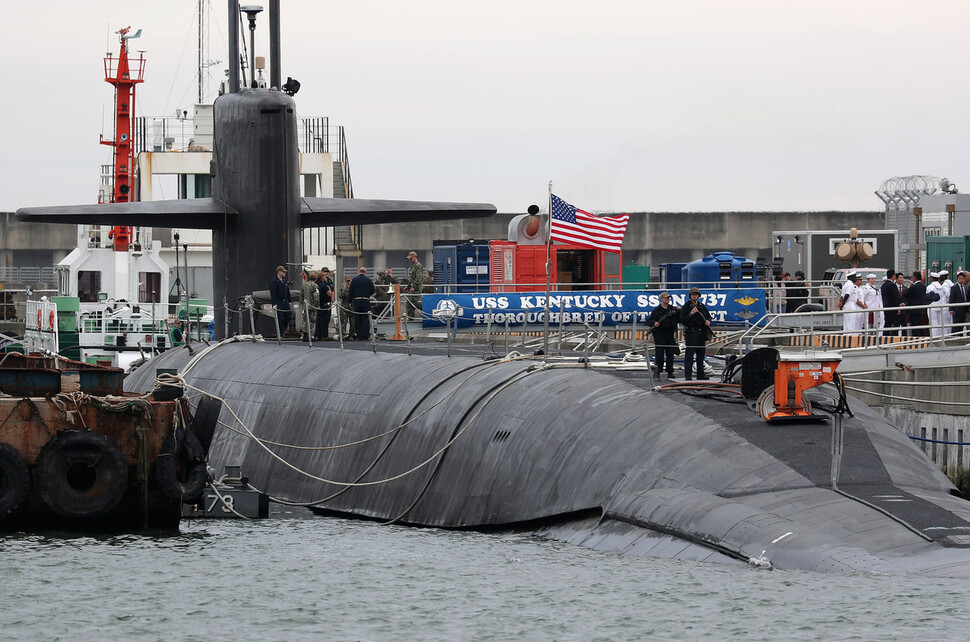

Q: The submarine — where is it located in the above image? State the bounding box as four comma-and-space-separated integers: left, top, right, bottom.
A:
125, 341, 970, 576
20, 2, 970, 576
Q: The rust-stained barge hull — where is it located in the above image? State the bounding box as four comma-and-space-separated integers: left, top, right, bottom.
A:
0, 354, 205, 531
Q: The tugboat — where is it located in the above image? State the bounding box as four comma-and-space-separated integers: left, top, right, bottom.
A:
22, 227, 184, 372
0, 352, 210, 531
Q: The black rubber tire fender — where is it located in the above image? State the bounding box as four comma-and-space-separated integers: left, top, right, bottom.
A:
0, 442, 30, 519
35, 430, 129, 519
191, 396, 222, 457
155, 428, 208, 502
152, 385, 184, 402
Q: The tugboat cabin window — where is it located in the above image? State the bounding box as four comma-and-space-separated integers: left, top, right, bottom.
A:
139, 272, 162, 303
78, 270, 102, 302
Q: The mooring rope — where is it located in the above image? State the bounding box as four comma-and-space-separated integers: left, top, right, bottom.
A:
176, 358, 541, 489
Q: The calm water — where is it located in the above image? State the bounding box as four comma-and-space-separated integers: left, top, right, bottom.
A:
2, 506, 969, 641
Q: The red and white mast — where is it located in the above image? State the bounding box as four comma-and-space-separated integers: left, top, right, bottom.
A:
100, 26, 145, 250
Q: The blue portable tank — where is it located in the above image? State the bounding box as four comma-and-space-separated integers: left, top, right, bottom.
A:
433, 240, 491, 294
684, 252, 757, 288
658, 263, 687, 289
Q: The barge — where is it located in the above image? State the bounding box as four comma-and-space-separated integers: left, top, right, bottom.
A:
0, 353, 208, 531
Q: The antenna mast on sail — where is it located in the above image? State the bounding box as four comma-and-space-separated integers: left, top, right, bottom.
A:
199, 2, 207, 103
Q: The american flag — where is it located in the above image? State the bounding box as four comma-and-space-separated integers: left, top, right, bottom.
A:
550, 194, 629, 253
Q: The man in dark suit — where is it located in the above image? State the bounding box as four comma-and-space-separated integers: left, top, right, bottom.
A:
950, 271, 969, 336
880, 268, 903, 336
348, 266, 376, 341
904, 271, 927, 336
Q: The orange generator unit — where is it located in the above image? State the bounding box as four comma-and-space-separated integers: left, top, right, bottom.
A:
757, 351, 843, 421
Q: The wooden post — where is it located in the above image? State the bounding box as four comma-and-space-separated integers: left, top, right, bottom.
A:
389, 283, 406, 341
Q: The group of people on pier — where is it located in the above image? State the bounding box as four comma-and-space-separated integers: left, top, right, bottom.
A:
840, 268, 969, 338
267, 250, 432, 342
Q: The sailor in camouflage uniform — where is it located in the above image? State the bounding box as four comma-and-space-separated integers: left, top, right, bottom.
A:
299, 271, 320, 341
338, 276, 353, 339
406, 251, 424, 318
374, 268, 399, 315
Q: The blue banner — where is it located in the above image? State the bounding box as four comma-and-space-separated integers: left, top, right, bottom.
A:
422, 289, 766, 328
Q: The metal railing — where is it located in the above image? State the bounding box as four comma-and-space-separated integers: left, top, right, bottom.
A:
737, 300, 970, 353
479, 279, 770, 294
0, 267, 57, 283
134, 115, 347, 156
337, 126, 353, 197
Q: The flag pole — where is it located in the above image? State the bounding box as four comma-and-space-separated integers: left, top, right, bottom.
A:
543, 181, 552, 358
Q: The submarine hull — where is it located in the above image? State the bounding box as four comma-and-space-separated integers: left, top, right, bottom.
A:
127, 342, 970, 576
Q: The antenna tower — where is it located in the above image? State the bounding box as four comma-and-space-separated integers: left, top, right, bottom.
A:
100, 26, 145, 249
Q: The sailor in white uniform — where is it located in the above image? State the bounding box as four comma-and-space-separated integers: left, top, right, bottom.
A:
840, 272, 865, 335
940, 270, 954, 333
862, 273, 882, 336
926, 271, 948, 337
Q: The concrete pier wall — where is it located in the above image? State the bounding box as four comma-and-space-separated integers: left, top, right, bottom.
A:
885, 407, 970, 475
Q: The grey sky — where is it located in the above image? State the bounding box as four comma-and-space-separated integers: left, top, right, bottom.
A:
2, 0, 967, 214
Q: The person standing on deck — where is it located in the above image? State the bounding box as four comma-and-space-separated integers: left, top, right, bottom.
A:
941, 270, 954, 332
786, 271, 809, 312
338, 277, 353, 339
405, 251, 424, 319
648, 292, 680, 379
881, 269, 903, 336
299, 271, 319, 342
315, 267, 334, 340
862, 273, 882, 336
904, 271, 927, 337
926, 271, 948, 337
348, 267, 376, 341
269, 265, 292, 337
840, 272, 865, 335
950, 271, 969, 336
679, 288, 712, 381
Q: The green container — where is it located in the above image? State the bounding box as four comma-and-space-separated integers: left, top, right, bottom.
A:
622, 263, 651, 290
58, 332, 80, 348
926, 236, 970, 274
52, 296, 80, 312
57, 312, 77, 332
